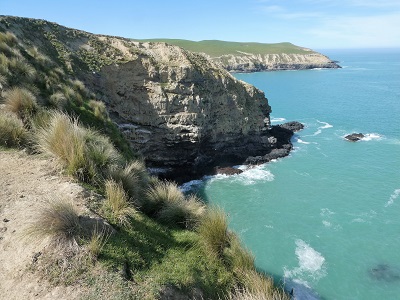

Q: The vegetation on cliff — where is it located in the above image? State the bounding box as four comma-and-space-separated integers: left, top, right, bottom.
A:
0, 16, 289, 299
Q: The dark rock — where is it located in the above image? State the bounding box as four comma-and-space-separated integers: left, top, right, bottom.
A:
32, 252, 42, 263
369, 264, 400, 282
345, 133, 364, 142
3, 218, 9, 222
215, 166, 243, 175
279, 121, 304, 132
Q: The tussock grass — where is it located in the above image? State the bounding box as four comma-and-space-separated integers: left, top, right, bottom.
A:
109, 160, 149, 205
144, 180, 184, 216
0, 53, 9, 75
49, 92, 68, 109
197, 206, 230, 259
0, 31, 17, 46
0, 110, 27, 147
88, 99, 108, 121
36, 111, 121, 183
87, 226, 111, 260
102, 179, 136, 228
26, 198, 81, 250
3, 87, 38, 120
224, 233, 255, 276
225, 270, 289, 300
7, 57, 36, 84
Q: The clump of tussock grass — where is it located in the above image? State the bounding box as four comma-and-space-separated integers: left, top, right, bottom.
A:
35, 111, 122, 183
225, 270, 289, 300
102, 179, 136, 228
108, 159, 149, 205
7, 57, 36, 84
87, 226, 111, 260
224, 233, 255, 276
26, 198, 82, 250
0, 53, 9, 76
144, 180, 185, 216
197, 206, 230, 259
0, 41, 15, 58
0, 31, 18, 46
157, 193, 206, 229
88, 99, 108, 121
49, 91, 68, 109
0, 110, 27, 147
3, 87, 38, 120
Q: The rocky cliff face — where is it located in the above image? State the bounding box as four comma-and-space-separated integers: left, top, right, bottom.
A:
87, 41, 276, 179
215, 52, 339, 72
0, 16, 299, 180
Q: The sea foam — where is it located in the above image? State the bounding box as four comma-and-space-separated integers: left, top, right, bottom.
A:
385, 189, 400, 207
284, 239, 326, 282
271, 117, 287, 124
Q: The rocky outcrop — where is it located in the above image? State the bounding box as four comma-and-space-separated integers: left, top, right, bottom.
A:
345, 133, 364, 142
216, 52, 340, 72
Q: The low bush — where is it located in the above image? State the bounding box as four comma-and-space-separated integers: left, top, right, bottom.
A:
102, 179, 136, 228
197, 206, 230, 259
0, 110, 27, 147
26, 198, 82, 250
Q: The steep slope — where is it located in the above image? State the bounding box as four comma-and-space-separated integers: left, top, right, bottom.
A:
0, 16, 298, 181
138, 39, 340, 72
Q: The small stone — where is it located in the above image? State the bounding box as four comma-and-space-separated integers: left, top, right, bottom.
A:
19, 194, 24, 198
0, 227, 7, 233
3, 218, 9, 222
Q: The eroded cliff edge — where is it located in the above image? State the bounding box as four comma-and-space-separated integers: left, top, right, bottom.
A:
1, 16, 301, 181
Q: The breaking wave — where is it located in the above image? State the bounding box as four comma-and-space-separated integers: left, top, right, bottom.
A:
385, 189, 400, 207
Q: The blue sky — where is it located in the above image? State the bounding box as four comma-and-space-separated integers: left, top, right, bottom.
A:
1, 0, 399, 49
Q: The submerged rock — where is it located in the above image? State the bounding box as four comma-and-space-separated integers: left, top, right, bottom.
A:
345, 133, 364, 142
369, 264, 400, 282
215, 166, 243, 176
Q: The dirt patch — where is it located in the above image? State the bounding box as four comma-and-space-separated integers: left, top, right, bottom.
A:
0, 150, 88, 299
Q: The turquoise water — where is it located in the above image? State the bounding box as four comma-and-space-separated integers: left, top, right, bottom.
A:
185, 49, 400, 299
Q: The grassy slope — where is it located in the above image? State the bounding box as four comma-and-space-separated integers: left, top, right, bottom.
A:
0, 16, 289, 299
135, 39, 311, 56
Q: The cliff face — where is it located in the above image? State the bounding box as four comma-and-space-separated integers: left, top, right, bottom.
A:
88, 41, 274, 178
216, 52, 339, 72
0, 16, 296, 180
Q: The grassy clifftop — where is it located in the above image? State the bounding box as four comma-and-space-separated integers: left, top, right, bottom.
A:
136, 39, 311, 56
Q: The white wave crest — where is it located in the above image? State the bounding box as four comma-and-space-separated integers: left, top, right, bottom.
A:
361, 133, 384, 141
179, 179, 204, 193
309, 120, 333, 136
236, 166, 275, 185
271, 117, 286, 124
320, 208, 335, 217
385, 189, 400, 207
284, 239, 326, 282
322, 220, 331, 227
297, 138, 311, 144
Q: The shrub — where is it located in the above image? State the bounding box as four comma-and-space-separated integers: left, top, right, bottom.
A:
0, 110, 27, 147
3, 87, 38, 120
197, 207, 230, 259
102, 179, 136, 228
36, 111, 121, 183
26, 198, 82, 250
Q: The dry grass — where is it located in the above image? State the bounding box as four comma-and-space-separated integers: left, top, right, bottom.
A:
225, 270, 290, 300
35, 111, 121, 183
87, 226, 111, 260
144, 180, 184, 216
0, 110, 27, 147
88, 99, 109, 121
26, 198, 82, 250
0, 31, 17, 46
3, 87, 38, 120
109, 160, 149, 205
49, 92, 68, 109
102, 179, 136, 228
197, 206, 230, 259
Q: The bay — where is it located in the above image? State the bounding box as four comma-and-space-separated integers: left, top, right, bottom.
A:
191, 49, 400, 299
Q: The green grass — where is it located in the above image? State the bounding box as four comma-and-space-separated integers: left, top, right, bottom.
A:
135, 39, 311, 57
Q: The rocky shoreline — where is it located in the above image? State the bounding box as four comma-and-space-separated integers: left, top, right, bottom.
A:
158, 121, 304, 183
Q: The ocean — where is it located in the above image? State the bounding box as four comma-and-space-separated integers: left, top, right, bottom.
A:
183, 49, 400, 299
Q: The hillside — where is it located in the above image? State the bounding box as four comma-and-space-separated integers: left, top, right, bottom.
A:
0, 15, 292, 299
137, 39, 340, 72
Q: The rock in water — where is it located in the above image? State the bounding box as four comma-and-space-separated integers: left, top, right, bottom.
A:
345, 133, 364, 142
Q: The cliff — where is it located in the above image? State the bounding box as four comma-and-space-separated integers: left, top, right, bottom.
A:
0, 16, 298, 181
136, 39, 340, 72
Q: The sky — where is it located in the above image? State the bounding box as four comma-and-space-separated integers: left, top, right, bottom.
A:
1, 0, 400, 49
